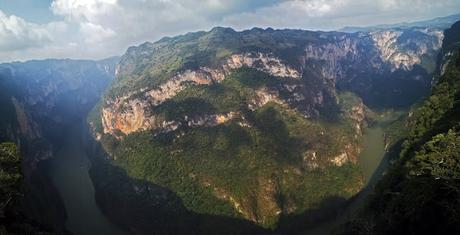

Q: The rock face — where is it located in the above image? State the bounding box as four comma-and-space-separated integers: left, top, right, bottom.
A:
90, 25, 445, 230
101, 27, 442, 138
371, 28, 443, 71
101, 52, 301, 137
226, 53, 301, 79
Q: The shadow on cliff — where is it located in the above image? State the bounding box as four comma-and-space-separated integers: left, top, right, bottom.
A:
82, 121, 398, 235
84, 131, 269, 235
87, 149, 351, 235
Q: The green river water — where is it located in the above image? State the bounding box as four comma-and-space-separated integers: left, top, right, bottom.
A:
44, 125, 125, 235
306, 125, 390, 234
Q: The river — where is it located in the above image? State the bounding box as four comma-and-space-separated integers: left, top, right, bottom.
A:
43, 124, 125, 235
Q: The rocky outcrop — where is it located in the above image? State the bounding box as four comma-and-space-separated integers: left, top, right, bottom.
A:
303, 35, 373, 81
371, 28, 443, 71
248, 88, 286, 111
330, 143, 360, 167
101, 52, 301, 137
11, 98, 41, 141
185, 112, 237, 127
226, 53, 300, 79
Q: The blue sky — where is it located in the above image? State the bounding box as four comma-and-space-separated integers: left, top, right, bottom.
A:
0, 0, 459, 62
0, 0, 59, 23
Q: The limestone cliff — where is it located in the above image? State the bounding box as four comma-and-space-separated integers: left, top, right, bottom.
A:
101, 52, 301, 137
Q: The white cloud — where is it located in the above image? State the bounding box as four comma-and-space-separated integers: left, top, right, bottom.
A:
0, 10, 53, 51
0, 0, 460, 62
79, 22, 115, 43
50, 0, 118, 21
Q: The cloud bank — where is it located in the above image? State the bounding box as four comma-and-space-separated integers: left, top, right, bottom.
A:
1, 0, 459, 62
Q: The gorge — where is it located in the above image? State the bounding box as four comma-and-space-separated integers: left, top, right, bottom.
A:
1, 14, 460, 235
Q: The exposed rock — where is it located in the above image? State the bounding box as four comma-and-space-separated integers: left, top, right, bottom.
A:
303, 151, 319, 170
330, 143, 360, 167
226, 52, 300, 79
11, 98, 41, 140
248, 88, 286, 110
330, 152, 349, 166
101, 53, 301, 137
303, 36, 365, 81
102, 98, 158, 136
349, 101, 366, 136
147, 70, 215, 106
371, 29, 443, 71
186, 112, 238, 127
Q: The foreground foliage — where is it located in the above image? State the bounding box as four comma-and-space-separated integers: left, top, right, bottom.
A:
0, 143, 50, 234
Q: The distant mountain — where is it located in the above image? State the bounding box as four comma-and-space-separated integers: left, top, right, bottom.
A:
0, 57, 118, 167
340, 13, 460, 32
87, 21, 446, 233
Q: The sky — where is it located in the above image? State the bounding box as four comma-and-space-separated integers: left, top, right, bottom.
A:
0, 0, 459, 62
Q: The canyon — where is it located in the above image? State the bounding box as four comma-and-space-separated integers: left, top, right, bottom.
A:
1, 15, 459, 235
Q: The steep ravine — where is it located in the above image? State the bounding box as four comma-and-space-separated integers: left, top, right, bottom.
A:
0, 58, 118, 233
42, 121, 125, 235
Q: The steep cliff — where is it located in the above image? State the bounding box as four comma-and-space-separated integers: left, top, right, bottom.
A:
88, 24, 443, 232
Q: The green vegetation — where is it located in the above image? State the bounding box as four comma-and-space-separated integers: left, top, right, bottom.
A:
95, 65, 365, 228
0, 143, 22, 209
0, 142, 50, 234
341, 24, 460, 234
106, 28, 323, 98
100, 99, 362, 228
88, 100, 105, 133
